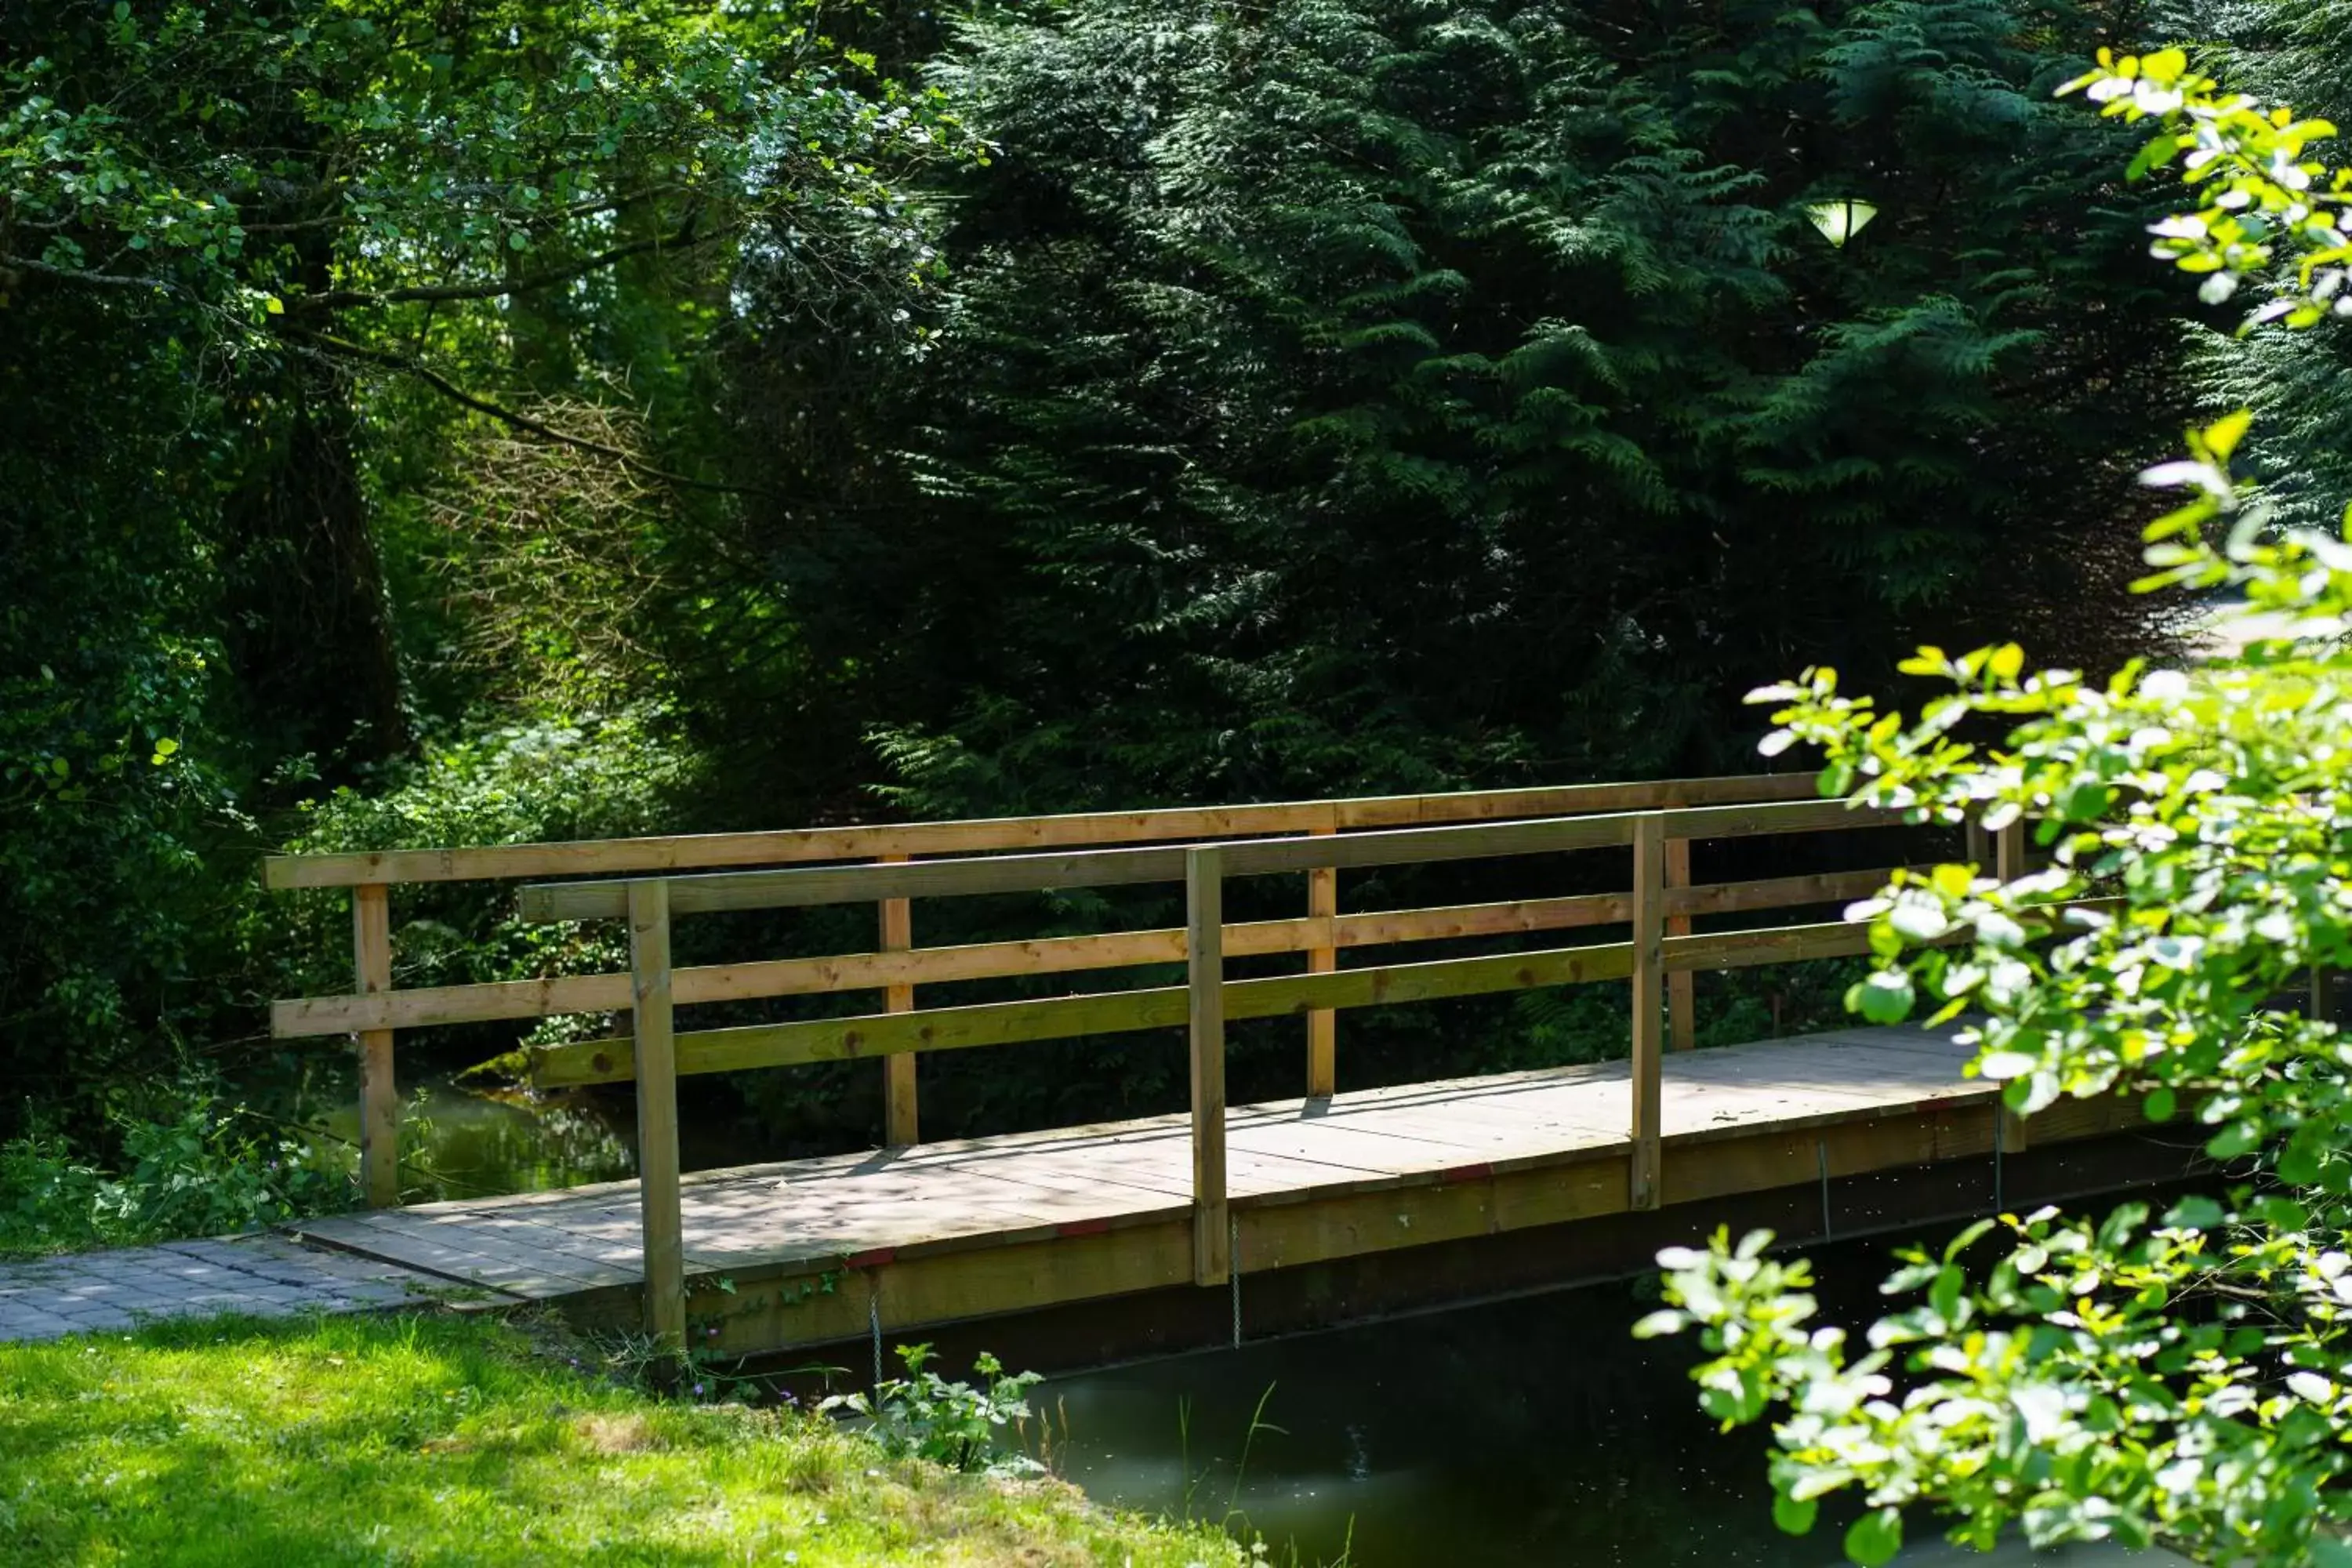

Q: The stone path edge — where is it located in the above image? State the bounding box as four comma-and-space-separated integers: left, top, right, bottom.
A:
0, 1229, 461, 1343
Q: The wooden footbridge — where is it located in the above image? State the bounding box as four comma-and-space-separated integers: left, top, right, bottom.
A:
261, 775, 2157, 1363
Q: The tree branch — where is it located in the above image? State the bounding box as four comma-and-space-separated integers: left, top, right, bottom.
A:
299, 330, 773, 501
0, 252, 179, 293
288, 222, 720, 314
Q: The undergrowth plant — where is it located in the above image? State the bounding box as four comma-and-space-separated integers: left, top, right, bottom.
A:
822, 1343, 1046, 1478
1, 1088, 354, 1255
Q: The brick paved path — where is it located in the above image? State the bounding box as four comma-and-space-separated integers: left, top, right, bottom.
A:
0, 1232, 449, 1341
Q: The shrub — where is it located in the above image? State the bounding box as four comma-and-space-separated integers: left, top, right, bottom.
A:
0, 1087, 354, 1256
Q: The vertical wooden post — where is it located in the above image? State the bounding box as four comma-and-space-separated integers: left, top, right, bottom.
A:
880, 855, 918, 1148
1996, 819, 2027, 884
1187, 845, 1229, 1287
352, 884, 400, 1208
1991, 822, 2032, 1156
629, 879, 687, 1349
1306, 827, 1338, 1098
1964, 815, 1991, 871
1665, 837, 1696, 1052
1630, 814, 1666, 1210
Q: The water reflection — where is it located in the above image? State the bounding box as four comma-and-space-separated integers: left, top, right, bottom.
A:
1041, 1276, 2194, 1568
321, 1080, 634, 1200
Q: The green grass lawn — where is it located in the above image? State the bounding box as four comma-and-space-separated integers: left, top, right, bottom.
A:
0, 1310, 1243, 1566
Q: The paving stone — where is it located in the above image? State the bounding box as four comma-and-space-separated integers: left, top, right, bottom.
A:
0, 1230, 448, 1343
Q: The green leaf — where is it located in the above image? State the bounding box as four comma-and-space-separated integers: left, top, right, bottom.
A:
1845, 1508, 1903, 1567
2125, 134, 2182, 181
2207, 1122, 2262, 1160
2163, 1195, 2223, 1230
2143, 1087, 2175, 1122
1929, 1263, 1965, 1325
1773, 1490, 1819, 1536
1851, 971, 1915, 1025
2203, 409, 2254, 460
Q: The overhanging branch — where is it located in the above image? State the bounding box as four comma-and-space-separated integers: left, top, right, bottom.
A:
289, 221, 722, 314
302, 330, 771, 501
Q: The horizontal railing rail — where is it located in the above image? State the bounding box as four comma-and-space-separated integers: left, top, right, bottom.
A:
274, 866, 1909, 1039
263, 773, 1819, 889
508, 798, 1884, 923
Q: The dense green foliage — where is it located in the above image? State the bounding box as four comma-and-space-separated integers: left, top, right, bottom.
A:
0, 1310, 1238, 1564
14, 0, 2336, 1176
1, 0, 964, 1135
1, 1097, 350, 1256
1643, 47, 2352, 1563
821, 0, 2191, 816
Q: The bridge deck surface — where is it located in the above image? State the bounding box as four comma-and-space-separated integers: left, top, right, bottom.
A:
296, 1023, 1993, 1304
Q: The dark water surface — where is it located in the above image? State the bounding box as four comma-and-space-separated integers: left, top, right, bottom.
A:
1039, 1276, 1805, 1567
1036, 1248, 2185, 1568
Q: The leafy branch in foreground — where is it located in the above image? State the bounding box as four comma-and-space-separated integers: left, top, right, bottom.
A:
1640, 49, 2352, 1568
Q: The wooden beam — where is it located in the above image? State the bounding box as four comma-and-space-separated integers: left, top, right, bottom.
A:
263, 773, 1819, 890
629, 880, 686, 1351
353, 885, 398, 1209
1663, 921, 1874, 972
517, 938, 1642, 1089
1996, 819, 2027, 883
1668, 866, 1904, 920
1994, 815, 2034, 1156
1306, 829, 1338, 1098
880, 856, 917, 1149
514, 812, 1651, 924
1629, 815, 1665, 1210
1188, 846, 1229, 1287
1665, 837, 1695, 1052
277, 871, 1915, 1039
1657, 797, 1895, 840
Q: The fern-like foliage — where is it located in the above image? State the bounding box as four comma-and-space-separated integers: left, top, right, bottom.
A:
773, 0, 2191, 823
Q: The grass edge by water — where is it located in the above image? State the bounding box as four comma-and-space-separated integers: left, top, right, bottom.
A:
0, 1306, 1248, 1566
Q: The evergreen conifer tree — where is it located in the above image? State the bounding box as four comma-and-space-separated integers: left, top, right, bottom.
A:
778, 0, 2190, 818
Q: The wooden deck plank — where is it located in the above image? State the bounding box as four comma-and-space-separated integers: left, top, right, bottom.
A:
294, 1214, 615, 1298
303, 1021, 2037, 1303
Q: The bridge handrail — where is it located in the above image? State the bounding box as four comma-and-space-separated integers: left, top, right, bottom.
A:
510, 797, 1887, 921
260, 772, 1817, 890
262, 771, 2032, 1345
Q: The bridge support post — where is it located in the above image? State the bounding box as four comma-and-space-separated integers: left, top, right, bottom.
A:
1307, 826, 1338, 1098
880, 855, 919, 1147
352, 884, 399, 1209
1989, 822, 2034, 1155
1665, 837, 1696, 1052
1630, 814, 1665, 1210
630, 878, 688, 1351
1188, 845, 1230, 1286
1994, 818, 2027, 884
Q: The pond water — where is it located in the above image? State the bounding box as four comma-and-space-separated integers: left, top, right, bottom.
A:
316, 1076, 791, 1202
1039, 1254, 2189, 1568
318, 1080, 636, 1200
